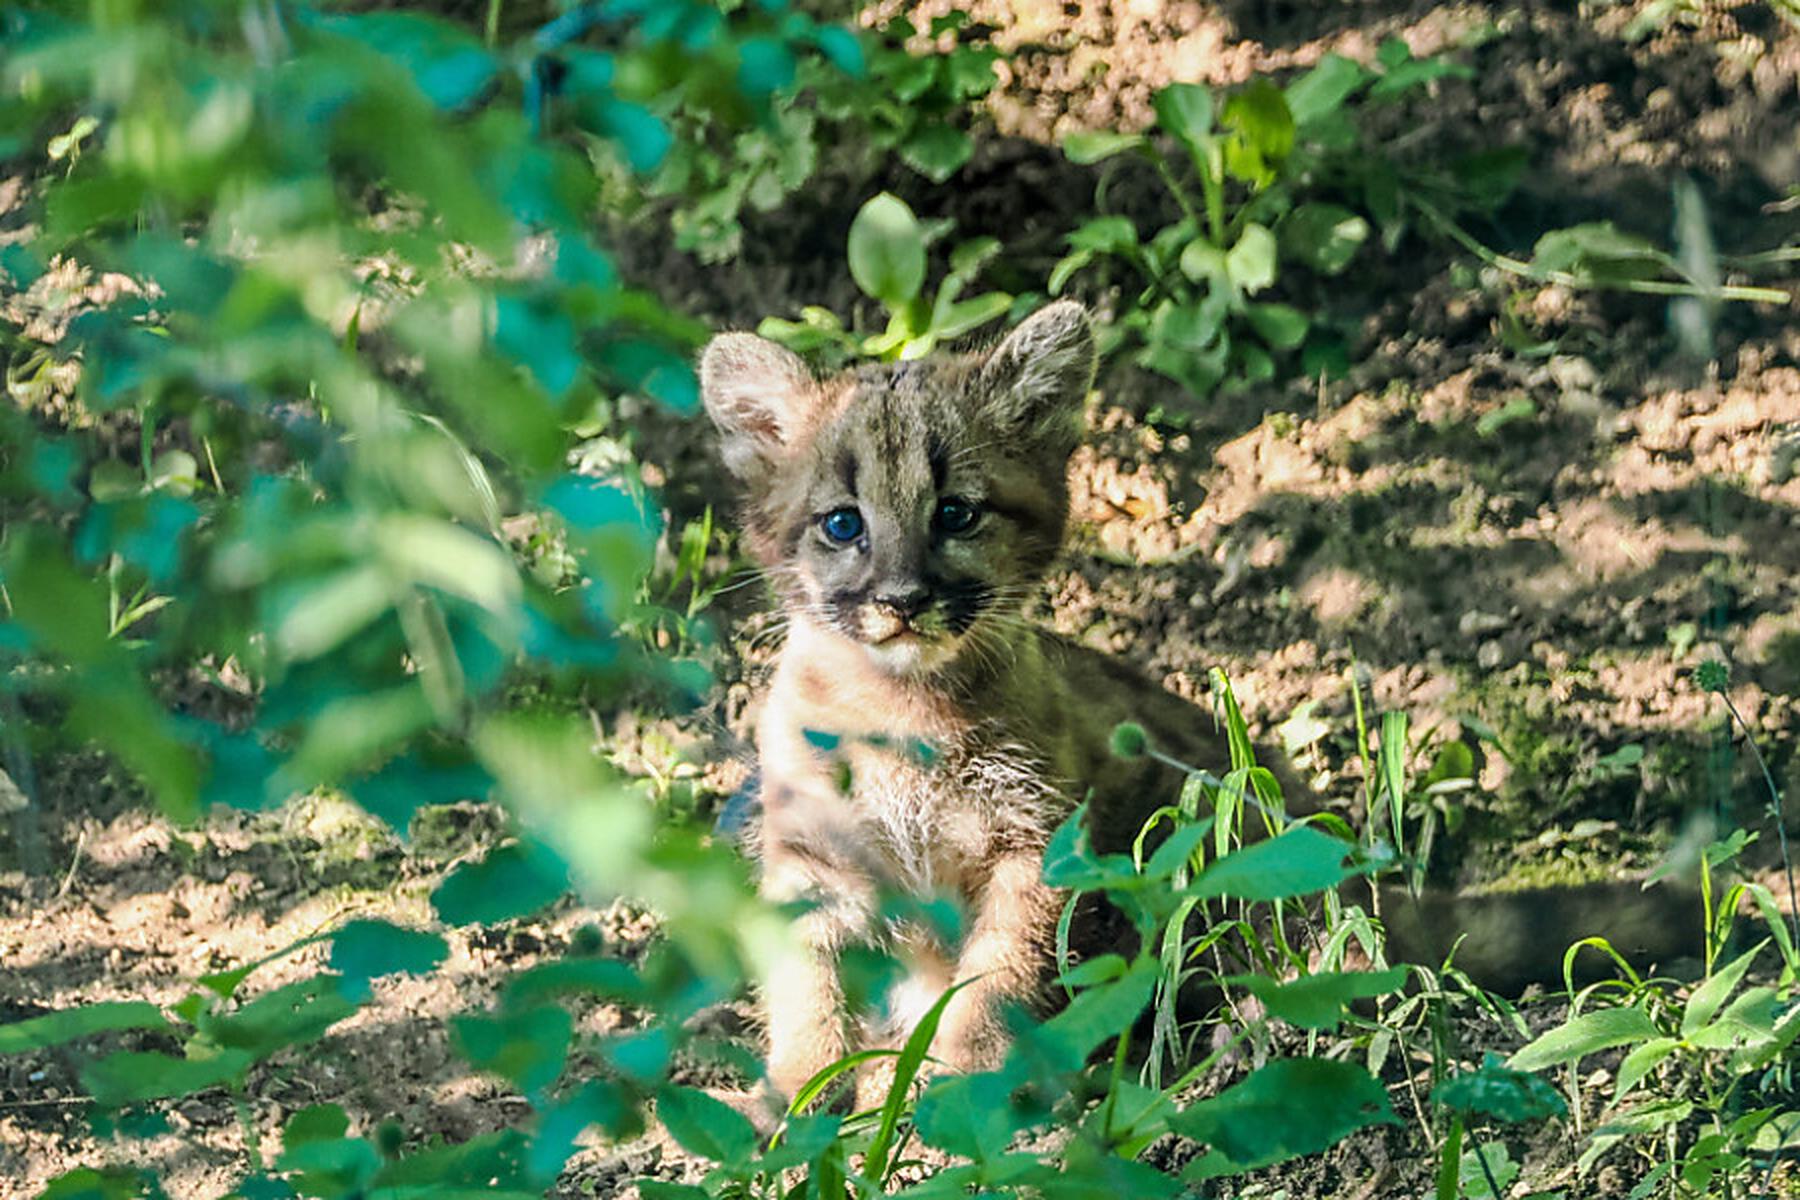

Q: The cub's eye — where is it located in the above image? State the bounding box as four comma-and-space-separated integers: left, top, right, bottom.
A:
935, 497, 980, 535
820, 507, 865, 544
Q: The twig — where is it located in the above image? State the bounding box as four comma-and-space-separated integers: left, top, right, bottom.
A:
1413, 197, 1791, 305
56, 828, 86, 898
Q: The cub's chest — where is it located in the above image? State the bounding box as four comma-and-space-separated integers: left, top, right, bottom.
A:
768, 735, 1070, 894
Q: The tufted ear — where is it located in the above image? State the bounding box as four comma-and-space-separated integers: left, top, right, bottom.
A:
977, 301, 1096, 453
700, 333, 819, 482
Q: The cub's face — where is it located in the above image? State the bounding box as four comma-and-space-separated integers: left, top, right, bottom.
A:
701, 302, 1097, 676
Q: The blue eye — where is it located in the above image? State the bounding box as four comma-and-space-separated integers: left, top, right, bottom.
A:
936, 498, 979, 535
821, 508, 864, 543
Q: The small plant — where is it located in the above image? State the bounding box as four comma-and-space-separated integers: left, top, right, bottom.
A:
757, 191, 1012, 365
816, 11, 1001, 184
1051, 42, 1511, 400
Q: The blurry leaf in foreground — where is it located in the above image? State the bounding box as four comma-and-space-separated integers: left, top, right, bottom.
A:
1172, 1058, 1399, 1178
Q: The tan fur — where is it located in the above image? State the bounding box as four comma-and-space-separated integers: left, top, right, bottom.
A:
701, 303, 1699, 1103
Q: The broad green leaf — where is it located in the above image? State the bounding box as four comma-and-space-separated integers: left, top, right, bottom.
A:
736, 37, 796, 96
208, 976, 358, 1057
329, 920, 448, 997
1432, 1052, 1568, 1123
82, 1048, 256, 1108
1285, 54, 1368, 126
1152, 83, 1214, 141
848, 192, 926, 309
324, 13, 498, 111
1681, 942, 1764, 1038
284, 1103, 350, 1149
1244, 302, 1309, 350
1225, 223, 1277, 293
1530, 222, 1671, 282
1688, 985, 1778, 1050
1067, 215, 1140, 255
1508, 1005, 1660, 1072
1063, 131, 1145, 163
1221, 78, 1293, 185
1041, 807, 1137, 890
1172, 1058, 1399, 1178
1226, 967, 1408, 1030
931, 291, 1011, 340
1188, 825, 1359, 903
901, 125, 973, 182
453, 1005, 572, 1095
1281, 203, 1369, 274
654, 1084, 758, 1165
1614, 1037, 1680, 1101
0, 1002, 170, 1054
272, 566, 392, 662
914, 1070, 1021, 1160
1029, 958, 1158, 1068
432, 841, 570, 926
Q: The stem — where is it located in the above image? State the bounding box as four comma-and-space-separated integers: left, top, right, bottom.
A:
1719, 692, 1800, 951
1413, 198, 1791, 305
1469, 1134, 1505, 1200
1144, 145, 1200, 230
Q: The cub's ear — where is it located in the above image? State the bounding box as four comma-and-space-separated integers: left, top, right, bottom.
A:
977, 301, 1096, 453
700, 333, 818, 481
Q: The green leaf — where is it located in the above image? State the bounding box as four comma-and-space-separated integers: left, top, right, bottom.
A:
654, 1085, 759, 1165
1285, 54, 1369, 126
208, 976, 359, 1057
1508, 1005, 1660, 1072
82, 1048, 256, 1109
1172, 1058, 1399, 1178
1153, 83, 1214, 141
1221, 78, 1294, 185
812, 26, 867, 77
901, 125, 973, 182
1030, 958, 1158, 1069
1681, 942, 1764, 1038
1226, 967, 1408, 1030
914, 1070, 1021, 1160
1063, 131, 1145, 164
284, 1103, 351, 1149
1689, 985, 1779, 1050
1530, 222, 1671, 283
1614, 1037, 1681, 1101
1432, 1052, 1568, 1123
453, 1005, 572, 1095
329, 920, 448, 998
1225, 223, 1278, 293
1188, 825, 1359, 902
736, 37, 796, 96
931, 291, 1012, 340
0, 1002, 169, 1054
1281, 203, 1369, 274
848, 192, 927, 309
431, 841, 570, 926
1244, 302, 1309, 350
325, 13, 498, 111
1042, 807, 1138, 890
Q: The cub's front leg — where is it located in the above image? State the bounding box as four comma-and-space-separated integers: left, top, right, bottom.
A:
932, 852, 1060, 1075
757, 838, 874, 1100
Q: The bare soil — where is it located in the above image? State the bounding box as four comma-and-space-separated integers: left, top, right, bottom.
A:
5, 1, 1800, 1197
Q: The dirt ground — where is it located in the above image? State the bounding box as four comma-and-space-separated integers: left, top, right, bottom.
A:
5, 1, 1800, 1197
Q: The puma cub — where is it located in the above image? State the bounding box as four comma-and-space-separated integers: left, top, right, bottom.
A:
701, 302, 1694, 1101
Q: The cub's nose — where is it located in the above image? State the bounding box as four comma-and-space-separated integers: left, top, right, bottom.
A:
873, 587, 930, 619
